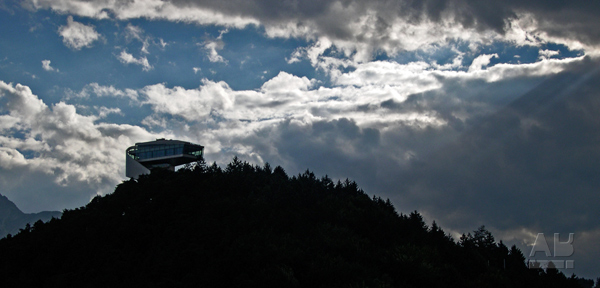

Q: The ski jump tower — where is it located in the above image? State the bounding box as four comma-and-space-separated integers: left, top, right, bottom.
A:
126, 139, 204, 179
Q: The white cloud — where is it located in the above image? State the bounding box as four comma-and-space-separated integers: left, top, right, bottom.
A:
538, 49, 560, 60
202, 40, 227, 63
140, 80, 235, 121
468, 54, 498, 73
159, 38, 168, 48
124, 23, 144, 41
124, 23, 151, 54
286, 49, 303, 64
30, 0, 258, 26
75, 83, 139, 101
0, 115, 19, 131
95, 106, 123, 118
118, 50, 153, 71
41, 60, 58, 72
433, 51, 465, 71
141, 115, 168, 128
0, 147, 28, 169
58, 15, 101, 50
0, 81, 47, 119
260, 71, 314, 92
477, 56, 582, 82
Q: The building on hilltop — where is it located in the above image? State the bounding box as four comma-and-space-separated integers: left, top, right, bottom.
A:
126, 139, 204, 179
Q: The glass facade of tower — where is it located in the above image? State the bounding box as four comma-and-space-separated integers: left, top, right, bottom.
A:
127, 142, 203, 161
125, 139, 204, 178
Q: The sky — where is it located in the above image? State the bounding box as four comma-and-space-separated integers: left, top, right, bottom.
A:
1, 0, 599, 279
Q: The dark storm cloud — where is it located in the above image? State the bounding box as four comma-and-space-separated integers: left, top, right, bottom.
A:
380, 58, 600, 278
397, 57, 600, 233
239, 117, 382, 182
165, 0, 600, 45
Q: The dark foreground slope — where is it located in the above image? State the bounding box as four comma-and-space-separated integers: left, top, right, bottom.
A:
0, 159, 590, 288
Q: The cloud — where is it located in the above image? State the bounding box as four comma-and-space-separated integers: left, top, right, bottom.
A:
58, 15, 101, 50
95, 106, 123, 118
0, 81, 46, 118
29, 0, 258, 26
124, 23, 144, 41
159, 38, 168, 48
132, 55, 580, 132
140, 80, 235, 121
74, 83, 139, 101
41, 60, 58, 72
117, 50, 153, 71
202, 39, 227, 63
136, 72, 319, 124
124, 23, 151, 54
0, 81, 160, 212
31, 1, 600, 63
468, 53, 498, 73
538, 49, 560, 60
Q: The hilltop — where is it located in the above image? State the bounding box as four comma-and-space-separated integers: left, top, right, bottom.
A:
0, 158, 593, 287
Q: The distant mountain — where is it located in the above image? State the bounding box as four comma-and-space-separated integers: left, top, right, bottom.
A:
0, 159, 593, 287
0, 193, 61, 238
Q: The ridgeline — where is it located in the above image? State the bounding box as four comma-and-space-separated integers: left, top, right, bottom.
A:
0, 194, 61, 238
0, 158, 593, 287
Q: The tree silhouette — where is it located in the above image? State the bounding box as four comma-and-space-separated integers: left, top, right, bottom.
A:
0, 157, 592, 287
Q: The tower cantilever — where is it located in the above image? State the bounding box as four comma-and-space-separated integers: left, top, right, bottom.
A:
126, 138, 204, 179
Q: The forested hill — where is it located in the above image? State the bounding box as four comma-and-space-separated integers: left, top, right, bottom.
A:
0, 159, 593, 287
